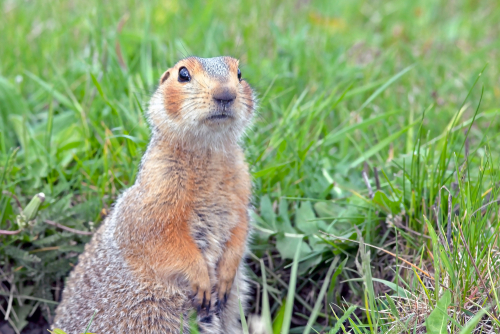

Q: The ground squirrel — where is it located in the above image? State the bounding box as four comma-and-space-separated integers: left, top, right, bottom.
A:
53, 56, 256, 333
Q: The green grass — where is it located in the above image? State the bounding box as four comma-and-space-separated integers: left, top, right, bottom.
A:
1, 0, 500, 333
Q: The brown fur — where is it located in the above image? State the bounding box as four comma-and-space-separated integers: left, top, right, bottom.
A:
53, 56, 256, 333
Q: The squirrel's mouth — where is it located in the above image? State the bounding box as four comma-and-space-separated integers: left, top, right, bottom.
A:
206, 112, 234, 121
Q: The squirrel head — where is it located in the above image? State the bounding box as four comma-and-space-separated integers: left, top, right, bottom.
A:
147, 56, 256, 149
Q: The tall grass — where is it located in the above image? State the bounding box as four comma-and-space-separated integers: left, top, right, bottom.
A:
1, 0, 500, 332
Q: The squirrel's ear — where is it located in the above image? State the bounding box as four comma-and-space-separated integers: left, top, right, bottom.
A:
160, 70, 171, 85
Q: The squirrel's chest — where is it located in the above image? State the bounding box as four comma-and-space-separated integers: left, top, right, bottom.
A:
189, 203, 234, 257
187, 162, 250, 260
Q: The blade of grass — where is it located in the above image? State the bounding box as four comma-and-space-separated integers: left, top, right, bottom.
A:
458, 308, 488, 334
303, 256, 339, 334
281, 237, 302, 334
83, 309, 97, 334
320, 111, 398, 147
358, 64, 415, 111
260, 259, 273, 334
272, 299, 286, 334
237, 284, 250, 334
349, 120, 419, 169
424, 216, 440, 302
329, 305, 356, 334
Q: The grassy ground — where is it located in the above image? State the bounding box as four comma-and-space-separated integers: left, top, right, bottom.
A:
1, 0, 500, 333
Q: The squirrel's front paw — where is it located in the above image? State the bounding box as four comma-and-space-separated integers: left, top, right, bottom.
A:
215, 260, 237, 312
188, 265, 212, 315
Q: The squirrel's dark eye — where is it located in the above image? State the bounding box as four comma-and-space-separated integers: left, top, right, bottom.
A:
237, 68, 242, 81
178, 67, 191, 83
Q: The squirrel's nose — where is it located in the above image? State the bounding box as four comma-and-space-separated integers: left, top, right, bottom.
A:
213, 88, 236, 107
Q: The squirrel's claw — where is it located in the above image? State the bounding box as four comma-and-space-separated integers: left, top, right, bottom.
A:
192, 287, 211, 316
189, 263, 211, 315
215, 254, 238, 313
215, 282, 231, 313
206, 299, 211, 314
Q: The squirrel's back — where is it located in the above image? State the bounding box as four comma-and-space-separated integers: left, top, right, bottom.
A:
53, 56, 256, 333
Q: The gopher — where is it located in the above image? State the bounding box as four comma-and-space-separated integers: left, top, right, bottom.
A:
53, 56, 256, 333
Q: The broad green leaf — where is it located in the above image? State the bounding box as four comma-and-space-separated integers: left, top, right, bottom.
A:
260, 195, 276, 230
425, 290, 451, 334
372, 191, 401, 214
313, 201, 336, 218
295, 201, 318, 235
275, 233, 310, 260
297, 251, 323, 274
278, 199, 295, 233
4, 246, 41, 263
12, 303, 31, 331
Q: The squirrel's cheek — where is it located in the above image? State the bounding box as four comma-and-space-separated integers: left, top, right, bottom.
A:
163, 85, 184, 119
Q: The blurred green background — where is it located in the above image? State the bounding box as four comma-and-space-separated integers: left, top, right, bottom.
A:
1, 0, 499, 333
